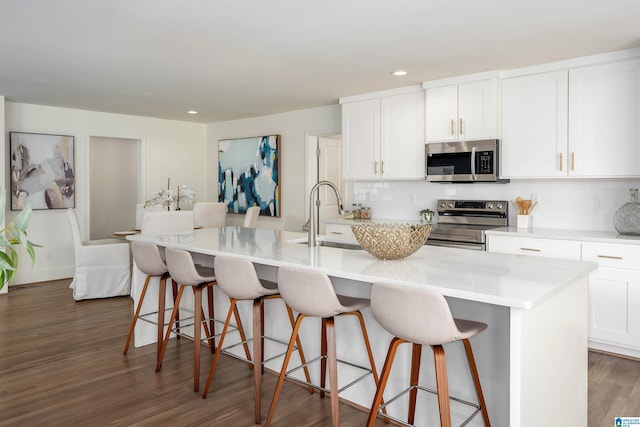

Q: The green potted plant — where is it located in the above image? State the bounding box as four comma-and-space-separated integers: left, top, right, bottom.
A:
420, 208, 434, 224
0, 190, 38, 291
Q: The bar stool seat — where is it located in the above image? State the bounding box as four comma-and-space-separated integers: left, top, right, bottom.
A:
265, 266, 382, 427
157, 247, 250, 392
202, 256, 312, 424
366, 282, 491, 427
123, 242, 178, 369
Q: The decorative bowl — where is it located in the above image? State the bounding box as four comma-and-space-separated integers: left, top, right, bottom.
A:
351, 223, 431, 260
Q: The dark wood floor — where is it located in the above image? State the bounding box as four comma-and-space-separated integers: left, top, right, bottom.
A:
0, 279, 386, 427
1, 279, 638, 426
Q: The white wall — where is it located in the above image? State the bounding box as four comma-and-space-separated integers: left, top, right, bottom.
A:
5, 102, 207, 285
353, 178, 640, 231
0, 96, 5, 294
206, 105, 341, 231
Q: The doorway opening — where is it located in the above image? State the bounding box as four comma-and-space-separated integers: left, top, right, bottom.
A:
89, 136, 141, 239
305, 133, 345, 234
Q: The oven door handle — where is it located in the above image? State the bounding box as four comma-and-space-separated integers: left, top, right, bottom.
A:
470, 146, 477, 181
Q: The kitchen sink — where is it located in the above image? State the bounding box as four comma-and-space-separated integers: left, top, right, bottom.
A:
290, 238, 362, 250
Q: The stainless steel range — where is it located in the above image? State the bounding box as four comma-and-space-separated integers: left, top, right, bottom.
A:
426, 199, 508, 250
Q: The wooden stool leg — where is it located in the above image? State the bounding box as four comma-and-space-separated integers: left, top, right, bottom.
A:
325, 317, 339, 427
156, 275, 168, 367
233, 303, 253, 369
202, 299, 237, 398
199, 282, 216, 353
157, 285, 185, 372
367, 337, 406, 427
349, 310, 387, 417
265, 314, 305, 427
123, 274, 151, 355
463, 339, 491, 426
253, 298, 263, 424
207, 282, 215, 351
320, 318, 328, 398
193, 286, 203, 392
408, 343, 422, 425
285, 304, 313, 394
172, 279, 181, 340
432, 345, 451, 427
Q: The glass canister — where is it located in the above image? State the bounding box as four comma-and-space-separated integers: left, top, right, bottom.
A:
613, 188, 640, 235
353, 204, 361, 219
360, 206, 370, 219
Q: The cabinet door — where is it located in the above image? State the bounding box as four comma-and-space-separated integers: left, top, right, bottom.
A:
341, 99, 380, 179
426, 85, 458, 142
380, 91, 425, 179
500, 71, 569, 178
589, 268, 640, 348
486, 235, 581, 259
324, 223, 357, 242
458, 79, 497, 140
568, 58, 640, 177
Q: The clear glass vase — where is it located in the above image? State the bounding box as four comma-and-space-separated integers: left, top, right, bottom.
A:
613, 188, 640, 235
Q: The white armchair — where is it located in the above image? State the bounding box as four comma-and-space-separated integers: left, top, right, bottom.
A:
193, 202, 227, 228
141, 211, 194, 234
243, 206, 260, 228
66, 209, 131, 301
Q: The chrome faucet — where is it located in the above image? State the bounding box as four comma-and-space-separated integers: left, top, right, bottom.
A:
307, 180, 344, 247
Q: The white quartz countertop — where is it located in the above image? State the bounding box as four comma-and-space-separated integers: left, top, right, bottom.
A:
486, 227, 640, 245
128, 226, 596, 310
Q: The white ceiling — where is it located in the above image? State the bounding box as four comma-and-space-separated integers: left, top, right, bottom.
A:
1, 0, 639, 123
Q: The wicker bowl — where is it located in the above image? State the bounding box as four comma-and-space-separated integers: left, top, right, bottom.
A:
351, 223, 431, 260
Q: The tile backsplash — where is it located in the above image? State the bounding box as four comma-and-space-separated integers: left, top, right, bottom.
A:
351, 178, 640, 232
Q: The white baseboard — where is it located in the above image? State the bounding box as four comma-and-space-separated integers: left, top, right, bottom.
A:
9, 267, 74, 286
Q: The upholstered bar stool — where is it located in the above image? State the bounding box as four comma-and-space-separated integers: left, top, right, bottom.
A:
157, 247, 250, 392
265, 266, 382, 427
123, 242, 174, 369
202, 256, 312, 424
366, 282, 491, 427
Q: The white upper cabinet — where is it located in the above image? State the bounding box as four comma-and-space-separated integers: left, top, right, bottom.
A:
568, 57, 640, 177
341, 98, 380, 179
501, 70, 569, 178
500, 53, 640, 179
426, 79, 498, 142
341, 88, 425, 180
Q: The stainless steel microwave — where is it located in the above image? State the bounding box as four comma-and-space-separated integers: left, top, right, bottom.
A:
425, 139, 508, 183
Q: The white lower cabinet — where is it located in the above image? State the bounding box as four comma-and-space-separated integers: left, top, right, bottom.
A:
324, 223, 356, 242
486, 235, 581, 260
487, 235, 640, 357
582, 243, 640, 356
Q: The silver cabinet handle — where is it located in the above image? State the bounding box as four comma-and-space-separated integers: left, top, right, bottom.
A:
330, 231, 344, 235
520, 247, 541, 252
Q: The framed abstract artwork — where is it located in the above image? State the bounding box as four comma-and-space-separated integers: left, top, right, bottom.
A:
9, 132, 75, 210
218, 135, 280, 217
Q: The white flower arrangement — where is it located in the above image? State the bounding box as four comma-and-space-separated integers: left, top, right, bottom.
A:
144, 188, 175, 209
176, 184, 196, 209
144, 185, 196, 210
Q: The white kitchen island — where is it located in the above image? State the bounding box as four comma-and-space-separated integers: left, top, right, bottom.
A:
128, 226, 596, 427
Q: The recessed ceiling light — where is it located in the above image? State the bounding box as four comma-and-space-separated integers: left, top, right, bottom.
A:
392, 70, 408, 76
187, 110, 198, 115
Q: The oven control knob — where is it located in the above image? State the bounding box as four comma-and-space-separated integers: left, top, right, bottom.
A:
487, 203, 494, 209
496, 203, 504, 210
447, 202, 454, 209
440, 202, 446, 208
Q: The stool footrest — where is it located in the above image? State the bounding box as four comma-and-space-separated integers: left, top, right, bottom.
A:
221, 336, 303, 366
168, 314, 238, 345
377, 384, 481, 427
285, 355, 373, 395
137, 307, 177, 326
